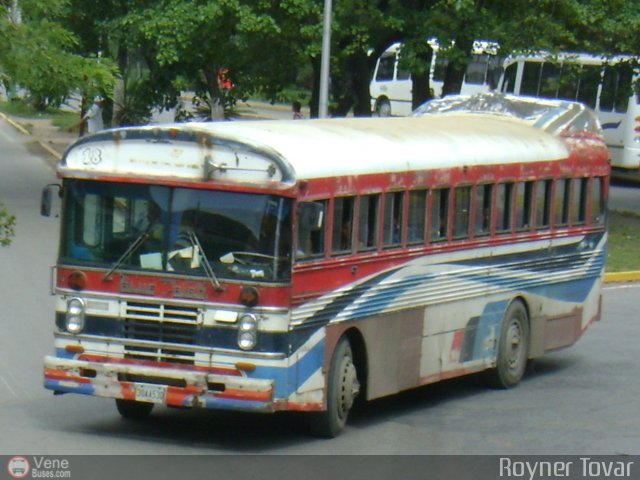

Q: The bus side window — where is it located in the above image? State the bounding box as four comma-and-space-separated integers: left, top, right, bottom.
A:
453, 186, 471, 239
599, 64, 631, 113
376, 54, 395, 82
465, 54, 488, 85
383, 192, 404, 247
430, 188, 450, 242
591, 177, 606, 225
555, 179, 571, 227
358, 194, 380, 251
557, 63, 580, 101
332, 197, 355, 254
474, 184, 492, 237
496, 182, 514, 233
516, 181, 534, 231
501, 62, 518, 93
407, 190, 427, 244
539, 62, 561, 99
521, 61, 542, 96
296, 201, 326, 259
535, 180, 552, 229
577, 65, 600, 109
396, 54, 411, 81
571, 178, 588, 226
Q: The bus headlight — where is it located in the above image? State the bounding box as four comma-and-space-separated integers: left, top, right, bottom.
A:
237, 314, 257, 351
65, 298, 86, 334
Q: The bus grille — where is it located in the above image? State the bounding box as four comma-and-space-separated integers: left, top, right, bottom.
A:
123, 302, 199, 365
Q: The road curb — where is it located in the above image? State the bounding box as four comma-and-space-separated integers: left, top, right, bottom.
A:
0, 112, 64, 163
0, 111, 30, 135
35, 140, 62, 162
603, 271, 640, 283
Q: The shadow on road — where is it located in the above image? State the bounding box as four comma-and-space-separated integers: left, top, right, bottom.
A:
29, 354, 579, 452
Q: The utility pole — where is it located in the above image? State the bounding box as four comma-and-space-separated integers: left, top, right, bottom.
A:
318, 0, 332, 118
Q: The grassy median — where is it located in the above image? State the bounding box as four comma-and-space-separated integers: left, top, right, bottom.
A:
607, 210, 640, 272
0, 100, 77, 132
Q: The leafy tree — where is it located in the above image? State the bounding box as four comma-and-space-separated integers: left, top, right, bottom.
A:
0, 203, 15, 247
0, 0, 116, 111
110, 0, 286, 120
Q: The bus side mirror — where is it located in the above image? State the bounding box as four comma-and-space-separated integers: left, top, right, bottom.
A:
41, 184, 62, 217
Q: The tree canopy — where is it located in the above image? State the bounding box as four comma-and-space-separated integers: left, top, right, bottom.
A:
2, 0, 640, 118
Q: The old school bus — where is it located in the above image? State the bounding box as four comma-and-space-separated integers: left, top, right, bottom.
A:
43, 96, 609, 437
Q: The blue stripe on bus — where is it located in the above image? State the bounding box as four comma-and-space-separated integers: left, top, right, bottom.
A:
298, 244, 602, 325
472, 300, 508, 361
252, 336, 325, 399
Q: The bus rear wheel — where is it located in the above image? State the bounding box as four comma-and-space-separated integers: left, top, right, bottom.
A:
485, 300, 530, 389
116, 399, 154, 419
309, 337, 361, 438
375, 99, 391, 117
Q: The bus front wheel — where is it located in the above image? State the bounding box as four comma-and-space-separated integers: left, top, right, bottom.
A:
116, 399, 154, 419
375, 99, 391, 117
309, 337, 361, 438
486, 300, 530, 389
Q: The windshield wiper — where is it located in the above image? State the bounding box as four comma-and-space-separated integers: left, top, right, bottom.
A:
187, 231, 223, 291
103, 231, 149, 281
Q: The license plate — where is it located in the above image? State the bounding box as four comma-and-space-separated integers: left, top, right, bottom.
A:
134, 384, 167, 403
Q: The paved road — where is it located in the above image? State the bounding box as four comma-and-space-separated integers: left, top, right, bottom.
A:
0, 118, 639, 457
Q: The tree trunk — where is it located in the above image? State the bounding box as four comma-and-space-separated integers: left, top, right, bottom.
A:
203, 70, 224, 121
411, 49, 434, 110
309, 56, 321, 119
441, 38, 474, 97
351, 50, 374, 117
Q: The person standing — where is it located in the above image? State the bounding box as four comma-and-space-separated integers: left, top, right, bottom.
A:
69, 97, 106, 135
292, 101, 304, 119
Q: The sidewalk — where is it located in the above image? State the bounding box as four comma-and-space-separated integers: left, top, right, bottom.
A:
0, 112, 76, 167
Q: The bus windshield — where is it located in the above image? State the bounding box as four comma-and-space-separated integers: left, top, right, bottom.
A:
60, 180, 293, 282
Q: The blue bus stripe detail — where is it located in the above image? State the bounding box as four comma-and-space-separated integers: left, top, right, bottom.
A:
252, 336, 325, 399
301, 268, 399, 326
44, 379, 95, 396
296, 235, 604, 325
202, 396, 271, 412
472, 301, 508, 361
55, 348, 77, 360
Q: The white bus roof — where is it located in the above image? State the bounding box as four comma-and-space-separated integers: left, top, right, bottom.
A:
504, 51, 639, 65
60, 115, 569, 186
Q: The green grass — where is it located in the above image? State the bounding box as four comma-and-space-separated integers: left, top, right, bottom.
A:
0, 99, 78, 132
607, 210, 640, 272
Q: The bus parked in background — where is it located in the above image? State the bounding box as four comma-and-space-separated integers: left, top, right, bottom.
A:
370, 40, 502, 117
498, 52, 640, 172
42, 97, 608, 437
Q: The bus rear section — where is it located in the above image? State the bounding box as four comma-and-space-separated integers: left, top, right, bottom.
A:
498, 52, 640, 172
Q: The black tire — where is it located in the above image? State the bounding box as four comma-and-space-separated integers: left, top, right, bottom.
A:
375, 99, 391, 117
309, 337, 361, 438
485, 300, 530, 389
116, 399, 154, 419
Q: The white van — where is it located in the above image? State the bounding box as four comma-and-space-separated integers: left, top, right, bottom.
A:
370, 40, 502, 116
